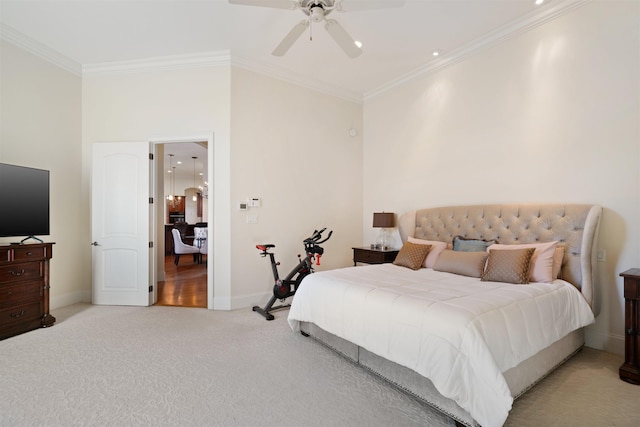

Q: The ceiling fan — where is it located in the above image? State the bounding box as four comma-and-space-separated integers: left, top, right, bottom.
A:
228, 0, 405, 58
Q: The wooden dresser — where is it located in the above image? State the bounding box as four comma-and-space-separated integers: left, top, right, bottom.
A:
620, 268, 640, 384
0, 242, 55, 340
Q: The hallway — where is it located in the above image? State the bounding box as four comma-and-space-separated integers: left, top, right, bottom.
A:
156, 255, 207, 308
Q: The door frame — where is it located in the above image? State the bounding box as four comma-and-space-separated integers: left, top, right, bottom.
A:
151, 134, 214, 309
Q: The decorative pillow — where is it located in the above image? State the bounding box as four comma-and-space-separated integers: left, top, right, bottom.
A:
552, 245, 565, 279
453, 235, 497, 252
393, 242, 431, 270
487, 241, 558, 283
481, 248, 536, 284
408, 237, 448, 268
433, 250, 488, 278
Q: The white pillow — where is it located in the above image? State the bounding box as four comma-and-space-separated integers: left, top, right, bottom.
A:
486, 241, 558, 283
408, 237, 448, 268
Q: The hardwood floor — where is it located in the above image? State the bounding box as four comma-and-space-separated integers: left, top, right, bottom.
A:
156, 255, 207, 308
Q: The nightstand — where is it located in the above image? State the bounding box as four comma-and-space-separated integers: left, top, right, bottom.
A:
620, 268, 640, 385
352, 247, 399, 266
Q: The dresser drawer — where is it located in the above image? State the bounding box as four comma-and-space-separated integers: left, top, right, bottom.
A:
14, 246, 49, 261
0, 301, 42, 329
0, 280, 43, 308
0, 262, 43, 284
0, 248, 9, 262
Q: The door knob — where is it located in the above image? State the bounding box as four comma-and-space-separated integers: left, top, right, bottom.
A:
91, 241, 100, 246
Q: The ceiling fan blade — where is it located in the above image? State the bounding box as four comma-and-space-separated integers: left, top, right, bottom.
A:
336, 0, 405, 12
324, 19, 362, 58
228, 0, 299, 10
272, 20, 310, 56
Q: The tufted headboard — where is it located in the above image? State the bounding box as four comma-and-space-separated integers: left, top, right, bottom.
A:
398, 204, 602, 315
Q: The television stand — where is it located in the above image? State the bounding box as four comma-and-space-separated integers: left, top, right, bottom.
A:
20, 235, 44, 244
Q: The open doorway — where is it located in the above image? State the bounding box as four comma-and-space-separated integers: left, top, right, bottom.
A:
156, 141, 209, 308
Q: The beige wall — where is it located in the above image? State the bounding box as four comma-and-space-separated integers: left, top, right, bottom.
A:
230, 68, 363, 308
363, 1, 640, 355
82, 66, 232, 309
81, 65, 363, 310
0, 40, 86, 308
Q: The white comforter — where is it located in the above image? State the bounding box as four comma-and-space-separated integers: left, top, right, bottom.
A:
287, 264, 595, 427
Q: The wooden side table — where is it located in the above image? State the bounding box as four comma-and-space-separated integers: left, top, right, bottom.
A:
619, 268, 640, 384
352, 247, 399, 266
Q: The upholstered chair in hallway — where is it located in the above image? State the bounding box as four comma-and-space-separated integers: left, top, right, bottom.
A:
194, 226, 208, 265
171, 228, 199, 265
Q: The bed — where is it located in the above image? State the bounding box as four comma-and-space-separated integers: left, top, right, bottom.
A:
287, 204, 602, 427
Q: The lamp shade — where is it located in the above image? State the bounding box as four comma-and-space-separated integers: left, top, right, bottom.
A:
373, 212, 395, 228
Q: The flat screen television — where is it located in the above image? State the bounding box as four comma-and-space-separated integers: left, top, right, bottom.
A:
0, 163, 50, 243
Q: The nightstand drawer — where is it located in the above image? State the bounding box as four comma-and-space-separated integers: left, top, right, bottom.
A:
353, 247, 399, 265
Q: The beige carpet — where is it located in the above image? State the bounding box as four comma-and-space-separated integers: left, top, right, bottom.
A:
0, 303, 638, 426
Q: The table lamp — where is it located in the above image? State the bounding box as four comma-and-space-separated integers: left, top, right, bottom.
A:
373, 212, 395, 250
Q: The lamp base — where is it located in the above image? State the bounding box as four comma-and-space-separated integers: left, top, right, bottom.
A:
375, 228, 393, 250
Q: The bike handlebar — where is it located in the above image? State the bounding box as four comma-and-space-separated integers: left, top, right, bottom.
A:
304, 228, 332, 245
257, 228, 332, 255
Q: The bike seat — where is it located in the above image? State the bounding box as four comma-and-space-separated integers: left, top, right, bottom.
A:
256, 244, 275, 251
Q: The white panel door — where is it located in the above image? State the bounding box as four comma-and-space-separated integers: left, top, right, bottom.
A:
92, 142, 151, 306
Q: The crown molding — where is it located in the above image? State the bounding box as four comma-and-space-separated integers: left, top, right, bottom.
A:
364, 0, 592, 101
231, 56, 363, 104
0, 23, 82, 76
1, 0, 588, 104
82, 51, 231, 76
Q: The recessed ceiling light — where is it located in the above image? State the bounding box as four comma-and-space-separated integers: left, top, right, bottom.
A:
177, 161, 182, 164
354, 40, 363, 49
534, 0, 545, 5
432, 50, 441, 57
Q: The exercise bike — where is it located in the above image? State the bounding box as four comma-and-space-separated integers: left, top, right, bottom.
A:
253, 228, 332, 321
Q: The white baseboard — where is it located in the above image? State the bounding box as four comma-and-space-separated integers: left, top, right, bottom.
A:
50, 290, 91, 311
585, 328, 625, 356
213, 291, 292, 311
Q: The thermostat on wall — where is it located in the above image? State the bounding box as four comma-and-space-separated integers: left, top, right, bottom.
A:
248, 198, 261, 207
239, 202, 248, 210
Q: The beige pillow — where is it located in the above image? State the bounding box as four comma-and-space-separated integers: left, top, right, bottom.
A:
408, 237, 448, 268
481, 248, 536, 284
393, 242, 431, 270
486, 241, 558, 283
552, 245, 565, 279
433, 250, 488, 278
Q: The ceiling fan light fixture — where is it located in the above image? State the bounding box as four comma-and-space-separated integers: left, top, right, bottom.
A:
230, 0, 401, 58
310, 5, 325, 22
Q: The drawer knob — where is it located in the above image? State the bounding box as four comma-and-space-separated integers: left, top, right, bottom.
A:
10, 269, 26, 277
10, 309, 25, 318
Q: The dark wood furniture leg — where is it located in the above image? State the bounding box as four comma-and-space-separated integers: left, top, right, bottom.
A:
620, 269, 640, 384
